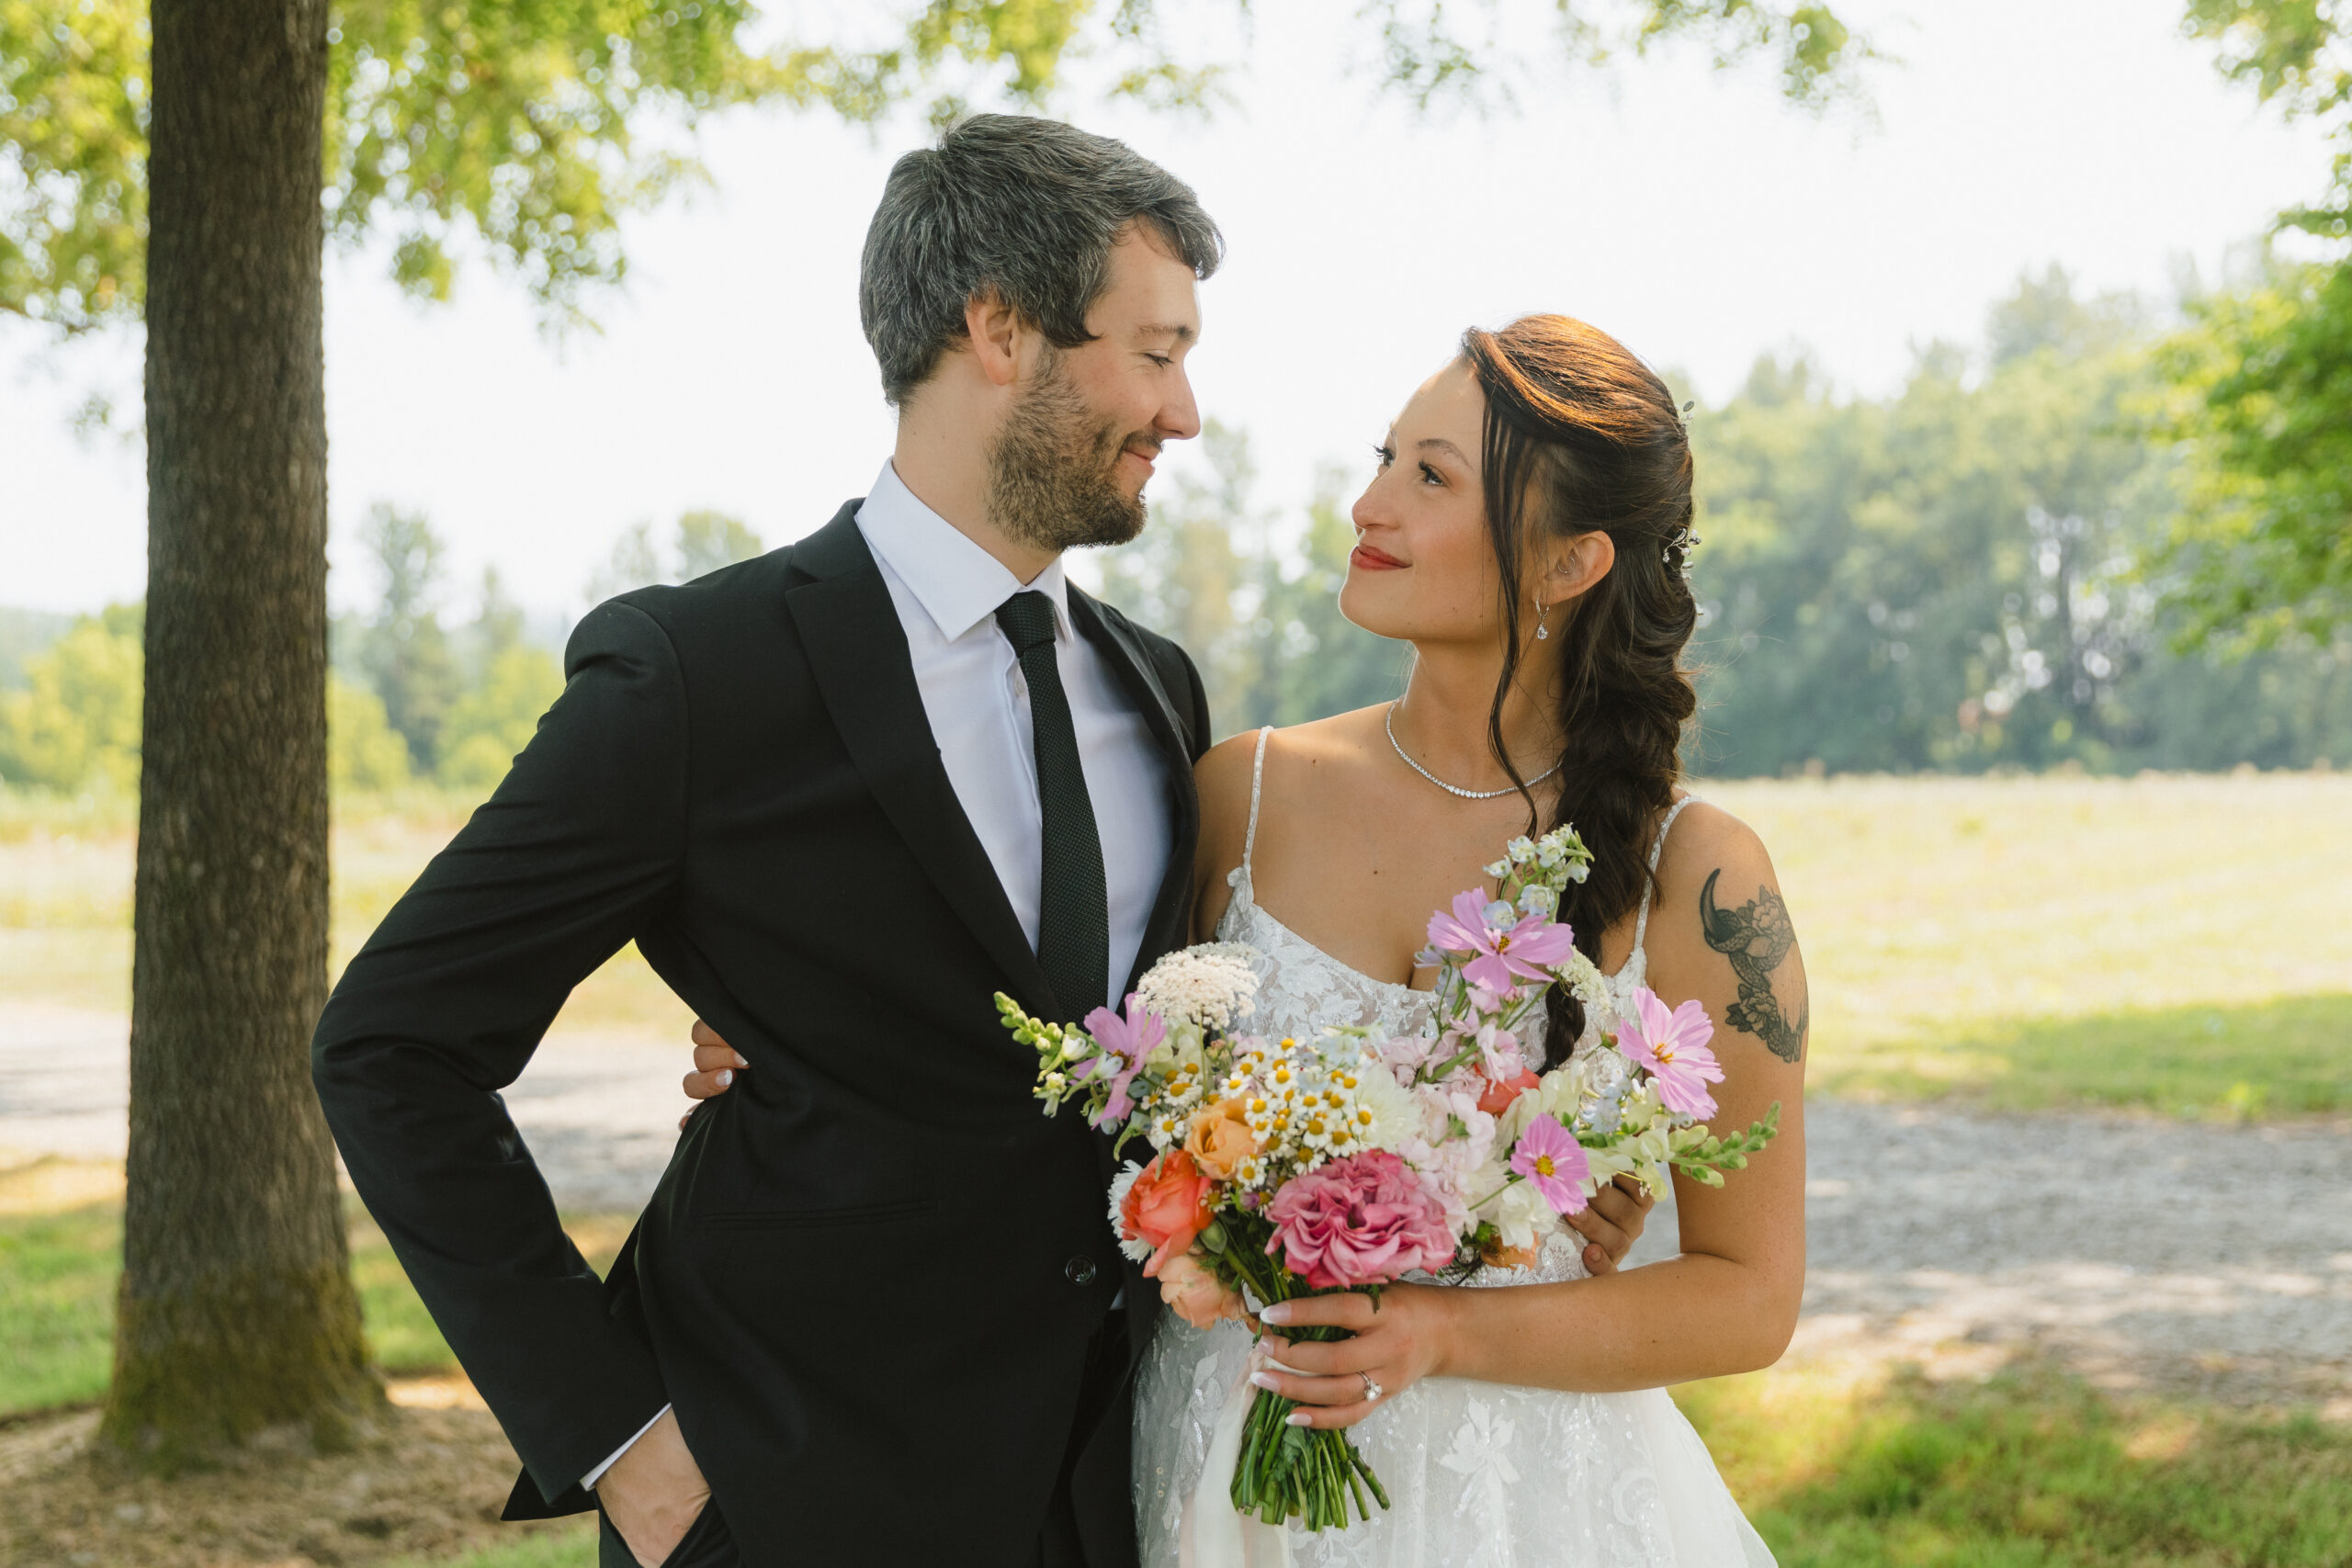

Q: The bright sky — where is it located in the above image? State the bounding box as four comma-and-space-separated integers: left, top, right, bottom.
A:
0, 0, 2333, 619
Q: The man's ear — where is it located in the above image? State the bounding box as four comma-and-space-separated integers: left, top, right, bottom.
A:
964, 291, 1027, 389
1542, 530, 1616, 607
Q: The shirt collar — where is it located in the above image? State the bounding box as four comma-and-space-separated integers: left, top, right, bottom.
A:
857, 460, 1071, 644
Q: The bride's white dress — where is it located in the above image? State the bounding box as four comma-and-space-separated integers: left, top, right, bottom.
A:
1132, 730, 1775, 1567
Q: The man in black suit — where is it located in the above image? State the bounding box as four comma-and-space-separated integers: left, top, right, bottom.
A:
313, 116, 1222, 1568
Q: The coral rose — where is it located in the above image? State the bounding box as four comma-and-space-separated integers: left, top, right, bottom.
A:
1155, 1249, 1244, 1329
1184, 1098, 1261, 1180
1121, 1149, 1215, 1277
1480, 1235, 1541, 1270
1475, 1066, 1540, 1117
1264, 1149, 1457, 1290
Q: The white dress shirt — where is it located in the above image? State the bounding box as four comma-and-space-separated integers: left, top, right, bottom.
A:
585, 459, 1171, 1491
856, 458, 1173, 1006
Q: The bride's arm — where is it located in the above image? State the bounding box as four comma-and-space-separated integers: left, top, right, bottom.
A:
1259, 804, 1807, 1421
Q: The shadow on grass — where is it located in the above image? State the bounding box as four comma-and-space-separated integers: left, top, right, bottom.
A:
1679, 1361, 2352, 1567
1822, 992, 2352, 1119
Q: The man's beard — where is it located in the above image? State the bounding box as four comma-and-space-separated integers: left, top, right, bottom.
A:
986, 352, 1152, 553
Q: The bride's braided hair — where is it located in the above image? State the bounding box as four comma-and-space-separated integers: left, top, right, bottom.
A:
1458, 315, 1700, 1066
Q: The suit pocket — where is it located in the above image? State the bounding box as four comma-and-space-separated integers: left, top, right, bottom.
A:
691, 1198, 936, 1232
661, 1501, 738, 1568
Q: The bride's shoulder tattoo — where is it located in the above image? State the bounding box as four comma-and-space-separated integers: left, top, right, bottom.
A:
1696, 869, 1808, 1064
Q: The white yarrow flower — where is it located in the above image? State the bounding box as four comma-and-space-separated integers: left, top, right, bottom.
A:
1106, 1161, 1152, 1262
1136, 943, 1261, 1032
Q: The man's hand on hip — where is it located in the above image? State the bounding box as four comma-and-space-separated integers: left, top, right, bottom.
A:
599, 1408, 709, 1567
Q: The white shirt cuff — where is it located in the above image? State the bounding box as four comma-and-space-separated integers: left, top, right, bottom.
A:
582, 1404, 672, 1492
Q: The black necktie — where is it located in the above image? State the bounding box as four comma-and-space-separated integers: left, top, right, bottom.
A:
995, 592, 1110, 1021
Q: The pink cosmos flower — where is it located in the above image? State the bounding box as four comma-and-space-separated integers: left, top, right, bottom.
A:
1264, 1150, 1457, 1290
1427, 891, 1578, 993
1620, 986, 1725, 1119
1077, 993, 1165, 1129
1510, 1113, 1593, 1214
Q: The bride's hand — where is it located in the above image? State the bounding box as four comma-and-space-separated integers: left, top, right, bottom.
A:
1569, 1174, 1656, 1277
1250, 1285, 1461, 1430
676, 1019, 746, 1128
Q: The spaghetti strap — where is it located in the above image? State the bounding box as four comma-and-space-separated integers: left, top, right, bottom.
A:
1241, 728, 1272, 874
1631, 795, 1701, 956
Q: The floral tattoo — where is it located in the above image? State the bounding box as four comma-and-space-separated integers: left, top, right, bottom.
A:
1697, 869, 1808, 1064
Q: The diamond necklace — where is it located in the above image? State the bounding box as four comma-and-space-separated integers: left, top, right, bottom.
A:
1384, 701, 1563, 800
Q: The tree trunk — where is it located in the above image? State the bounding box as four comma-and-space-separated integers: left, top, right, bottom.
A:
102, 0, 377, 1468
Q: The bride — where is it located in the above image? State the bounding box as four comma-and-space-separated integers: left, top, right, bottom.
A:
1130, 314, 1803, 1565
688, 313, 1806, 1565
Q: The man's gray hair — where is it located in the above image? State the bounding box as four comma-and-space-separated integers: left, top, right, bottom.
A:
860, 116, 1223, 406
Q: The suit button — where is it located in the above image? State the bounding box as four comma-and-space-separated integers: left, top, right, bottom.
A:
1065, 1256, 1098, 1286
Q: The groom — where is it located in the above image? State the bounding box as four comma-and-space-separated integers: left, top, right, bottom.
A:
313, 116, 1221, 1568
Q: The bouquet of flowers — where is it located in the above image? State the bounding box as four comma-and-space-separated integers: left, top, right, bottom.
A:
1001, 826, 1781, 1533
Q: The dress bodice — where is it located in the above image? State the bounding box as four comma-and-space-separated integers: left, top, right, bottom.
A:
1210, 728, 1700, 1291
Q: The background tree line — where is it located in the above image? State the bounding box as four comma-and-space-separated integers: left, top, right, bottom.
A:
1096, 269, 2352, 772
8, 265, 2348, 801
0, 508, 765, 796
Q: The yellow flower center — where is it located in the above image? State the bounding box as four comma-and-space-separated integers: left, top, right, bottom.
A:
1533, 1155, 1556, 1179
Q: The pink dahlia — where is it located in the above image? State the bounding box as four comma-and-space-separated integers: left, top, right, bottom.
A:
1510, 1113, 1593, 1214
1426, 890, 1578, 993
1621, 986, 1724, 1119
1263, 1150, 1457, 1290
1077, 993, 1164, 1129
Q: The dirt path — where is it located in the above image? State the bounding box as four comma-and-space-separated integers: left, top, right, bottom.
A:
6, 1003, 2347, 1406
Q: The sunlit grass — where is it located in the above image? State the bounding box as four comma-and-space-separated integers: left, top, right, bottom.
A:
1702, 772, 2352, 1118
397, 1531, 596, 1568
1824, 993, 2352, 1117
1677, 1360, 2352, 1565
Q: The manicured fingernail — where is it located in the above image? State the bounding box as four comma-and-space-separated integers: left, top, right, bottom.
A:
1262, 1303, 1291, 1325
715, 1069, 732, 1088
1250, 1371, 1279, 1392
732, 1053, 748, 1067
1284, 1412, 1311, 1427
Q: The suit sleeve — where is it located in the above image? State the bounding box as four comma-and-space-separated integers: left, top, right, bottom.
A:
1174, 642, 1214, 762
312, 599, 684, 1502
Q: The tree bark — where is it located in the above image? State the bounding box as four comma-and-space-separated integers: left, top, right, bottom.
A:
103, 0, 377, 1467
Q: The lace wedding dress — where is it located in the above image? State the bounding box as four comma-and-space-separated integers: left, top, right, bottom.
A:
1131, 730, 1776, 1568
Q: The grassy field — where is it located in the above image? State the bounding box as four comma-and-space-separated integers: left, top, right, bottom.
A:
6, 772, 2348, 1117
1684, 1360, 2352, 1566
4, 770, 2348, 1563
1703, 772, 2352, 1116
7, 1143, 2344, 1568
0, 785, 696, 1043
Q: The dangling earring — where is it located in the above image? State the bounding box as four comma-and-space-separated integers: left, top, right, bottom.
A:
1533, 595, 1550, 641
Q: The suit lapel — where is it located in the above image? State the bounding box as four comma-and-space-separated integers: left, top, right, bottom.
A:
784, 506, 1057, 1018
1069, 588, 1201, 997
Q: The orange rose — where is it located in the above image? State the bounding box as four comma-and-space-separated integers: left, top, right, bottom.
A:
1480, 1235, 1540, 1270
1183, 1098, 1261, 1181
1121, 1149, 1215, 1277
1476, 1066, 1540, 1118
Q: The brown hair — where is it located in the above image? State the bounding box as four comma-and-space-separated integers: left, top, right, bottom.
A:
1458, 314, 1700, 1063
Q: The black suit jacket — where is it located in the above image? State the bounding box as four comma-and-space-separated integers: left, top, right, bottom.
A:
312, 503, 1211, 1566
